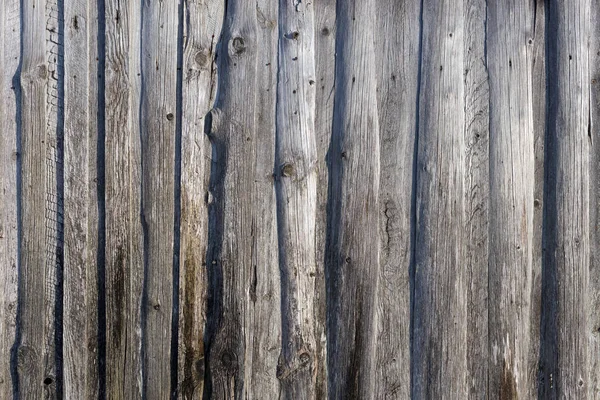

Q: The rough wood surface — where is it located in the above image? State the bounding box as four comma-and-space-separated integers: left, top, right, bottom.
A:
63, 0, 99, 396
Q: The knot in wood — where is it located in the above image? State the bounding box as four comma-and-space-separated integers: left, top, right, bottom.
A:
281, 163, 294, 177
231, 37, 246, 55
220, 351, 238, 370
166, 113, 174, 121
37, 64, 48, 79
195, 50, 209, 67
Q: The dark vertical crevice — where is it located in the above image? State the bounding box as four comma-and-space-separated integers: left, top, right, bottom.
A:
483, 0, 490, 397
409, 0, 425, 396
538, 1, 559, 397
170, 0, 185, 397
10, 0, 24, 397
54, 0, 66, 396
96, 0, 107, 397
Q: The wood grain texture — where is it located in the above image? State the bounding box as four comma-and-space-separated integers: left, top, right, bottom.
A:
177, 0, 224, 398
104, 0, 144, 397
16, 0, 50, 397
487, 1, 537, 398
374, 1, 420, 398
325, 0, 380, 397
412, 0, 467, 397
63, 0, 99, 396
0, 0, 20, 397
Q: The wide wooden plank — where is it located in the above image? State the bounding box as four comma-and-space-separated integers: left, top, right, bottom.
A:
412, 0, 467, 397
0, 0, 20, 397
374, 1, 420, 397
274, 0, 318, 397
177, 0, 224, 398
463, 0, 489, 397
487, 1, 537, 397
203, 0, 259, 396
16, 0, 50, 397
325, 0, 380, 396
63, 0, 99, 396
104, 0, 144, 397
540, 1, 591, 397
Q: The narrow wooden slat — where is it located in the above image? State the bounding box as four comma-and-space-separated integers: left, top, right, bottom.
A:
203, 0, 259, 395
16, 0, 50, 396
374, 1, 420, 397
412, 0, 467, 397
63, 0, 99, 396
325, 0, 380, 396
463, 0, 489, 397
0, 0, 20, 397
177, 0, 224, 397
104, 0, 144, 397
245, 0, 281, 396
487, 1, 537, 397
274, 0, 317, 396
139, 0, 178, 397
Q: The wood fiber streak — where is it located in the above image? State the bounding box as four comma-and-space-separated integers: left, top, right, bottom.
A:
374, 0, 420, 398
177, 0, 224, 398
326, 0, 380, 397
0, 0, 19, 397
104, 0, 143, 397
412, 0, 467, 397
63, 0, 99, 396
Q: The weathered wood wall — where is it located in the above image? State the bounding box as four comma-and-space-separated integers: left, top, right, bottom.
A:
0, 0, 599, 398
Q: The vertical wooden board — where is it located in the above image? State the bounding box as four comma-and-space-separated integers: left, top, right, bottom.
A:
374, 0, 420, 397
16, 0, 49, 397
63, 0, 99, 397
412, 0, 467, 397
487, 1, 537, 398
325, 0, 380, 397
104, 0, 144, 397
312, 1, 335, 397
139, 0, 178, 397
274, 0, 318, 397
590, 2, 600, 397
245, 0, 281, 397
0, 0, 20, 397
203, 0, 258, 396
463, 0, 489, 397
178, 0, 224, 398
540, 1, 591, 397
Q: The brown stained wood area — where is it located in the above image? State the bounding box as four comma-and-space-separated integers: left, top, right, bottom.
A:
0, 0, 599, 398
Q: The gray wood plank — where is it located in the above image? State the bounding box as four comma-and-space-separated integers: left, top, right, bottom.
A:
63, 0, 99, 396
104, 0, 144, 397
139, 0, 178, 397
463, 0, 489, 398
412, 0, 467, 397
540, 1, 592, 397
0, 0, 20, 397
326, 0, 381, 397
203, 0, 260, 396
16, 0, 50, 397
274, 0, 318, 397
487, 1, 537, 398
177, 0, 224, 398
374, 1, 420, 397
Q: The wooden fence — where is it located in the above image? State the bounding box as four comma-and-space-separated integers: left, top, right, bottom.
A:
0, 0, 599, 398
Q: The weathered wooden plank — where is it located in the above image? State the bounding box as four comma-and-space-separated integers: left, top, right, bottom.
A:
325, 0, 380, 397
412, 0, 467, 397
139, 0, 178, 397
0, 0, 20, 397
487, 1, 537, 398
203, 0, 259, 396
245, 0, 281, 397
274, 0, 318, 397
312, 1, 335, 398
104, 0, 144, 397
63, 0, 99, 396
374, 0, 420, 397
177, 0, 224, 398
16, 0, 50, 397
463, 0, 489, 398
540, 1, 591, 397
